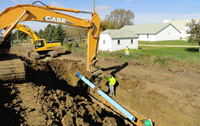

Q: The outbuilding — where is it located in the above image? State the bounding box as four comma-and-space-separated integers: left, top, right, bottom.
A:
164, 19, 200, 39
121, 23, 181, 41
99, 29, 138, 52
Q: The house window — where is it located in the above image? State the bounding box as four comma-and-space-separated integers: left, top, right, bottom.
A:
131, 39, 133, 44
118, 40, 120, 45
103, 40, 105, 44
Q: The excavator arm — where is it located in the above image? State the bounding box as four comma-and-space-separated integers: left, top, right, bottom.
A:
15, 24, 38, 43
0, 1, 100, 71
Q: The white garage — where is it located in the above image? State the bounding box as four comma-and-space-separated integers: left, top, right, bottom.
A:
99, 29, 138, 52
121, 23, 181, 41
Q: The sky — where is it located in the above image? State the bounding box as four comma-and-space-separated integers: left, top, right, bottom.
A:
1, 0, 200, 31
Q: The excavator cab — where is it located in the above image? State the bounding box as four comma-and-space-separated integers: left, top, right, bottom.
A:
35, 39, 45, 49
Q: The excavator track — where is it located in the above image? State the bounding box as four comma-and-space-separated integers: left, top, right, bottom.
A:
0, 54, 25, 82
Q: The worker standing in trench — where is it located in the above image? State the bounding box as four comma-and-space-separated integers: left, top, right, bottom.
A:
105, 75, 116, 96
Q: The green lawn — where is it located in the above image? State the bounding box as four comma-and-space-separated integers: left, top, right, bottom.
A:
71, 45, 200, 71
135, 46, 200, 61
139, 40, 198, 46
70, 42, 200, 64
99, 46, 200, 63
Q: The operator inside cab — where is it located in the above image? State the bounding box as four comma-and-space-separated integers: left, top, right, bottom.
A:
35, 40, 45, 49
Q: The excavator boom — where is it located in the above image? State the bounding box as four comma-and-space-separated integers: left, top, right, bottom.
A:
15, 24, 38, 43
0, 2, 100, 71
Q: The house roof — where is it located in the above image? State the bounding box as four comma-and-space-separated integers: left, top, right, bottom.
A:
101, 29, 138, 39
165, 19, 200, 30
121, 23, 177, 35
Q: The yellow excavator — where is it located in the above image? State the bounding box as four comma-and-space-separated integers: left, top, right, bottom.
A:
0, 1, 152, 125
0, 1, 101, 81
15, 24, 62, 59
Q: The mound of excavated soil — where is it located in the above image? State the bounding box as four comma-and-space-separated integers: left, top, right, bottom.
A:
5, 82, 120, 126
0, 58, 127, 126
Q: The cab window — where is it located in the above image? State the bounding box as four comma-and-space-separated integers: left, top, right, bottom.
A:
35, 40, 45, 49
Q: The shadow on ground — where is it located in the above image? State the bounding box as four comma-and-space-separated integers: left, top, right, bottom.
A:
0, 81, 23, 126
102, 62, 128, 76
185, 48, 200, 53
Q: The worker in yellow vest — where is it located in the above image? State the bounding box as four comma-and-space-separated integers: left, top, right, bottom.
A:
125, 46, 129, 55
105, 75, 116, 96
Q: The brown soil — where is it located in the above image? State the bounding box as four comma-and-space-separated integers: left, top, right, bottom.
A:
1, 43, 200, 126
53, 51, 200, 126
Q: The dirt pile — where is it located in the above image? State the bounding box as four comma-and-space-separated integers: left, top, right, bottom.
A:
9, 82, 119, 126
0, 58, 126, 126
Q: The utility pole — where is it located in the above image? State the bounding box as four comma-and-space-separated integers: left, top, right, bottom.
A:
93, 0, 95, 12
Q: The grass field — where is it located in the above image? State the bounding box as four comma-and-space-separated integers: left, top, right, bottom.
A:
69, 40, 200, 69
99, 46, 200, 64
71, 45, 200, 62
139, 40, 198, 46
136, 46, 200, 61
71, 44, 200, 71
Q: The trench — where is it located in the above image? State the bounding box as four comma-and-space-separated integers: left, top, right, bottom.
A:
0, 57, 129, 126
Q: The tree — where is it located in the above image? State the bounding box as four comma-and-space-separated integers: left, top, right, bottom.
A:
12, 30, 28, 41
100, 20, 113, 31
37, 29, 44, 39
65, 26, 88, 42
102, 9, 134, 29
52, 24, 66, 44
43, 24, 52, 41
48, 25, 56, 41
187, 19, 200, 52
34, 31, 38, 36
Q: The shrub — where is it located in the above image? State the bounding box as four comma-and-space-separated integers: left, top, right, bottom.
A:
64, 43, 72, 50
73, 41, 79, 47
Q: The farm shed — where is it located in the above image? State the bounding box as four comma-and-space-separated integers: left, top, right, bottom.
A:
99, 29, 138, 52
121, 23, 181, 41
164, 19, 200, 39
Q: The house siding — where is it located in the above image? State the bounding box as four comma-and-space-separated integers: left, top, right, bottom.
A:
99, 34, 112, 51
111, 38, 138, 52
99, 34, 138, 52
138, 34, 156, 41
137, 24, 180, 41
156, 25, 180, 41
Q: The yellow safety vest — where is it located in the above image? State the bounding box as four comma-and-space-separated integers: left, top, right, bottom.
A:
106, 76, 116, 86
125, 47, 129, 52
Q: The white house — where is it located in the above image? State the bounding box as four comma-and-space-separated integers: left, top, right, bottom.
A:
99, 29, 138, 52
121, 23, 181, 41
164, 19, 200, 39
